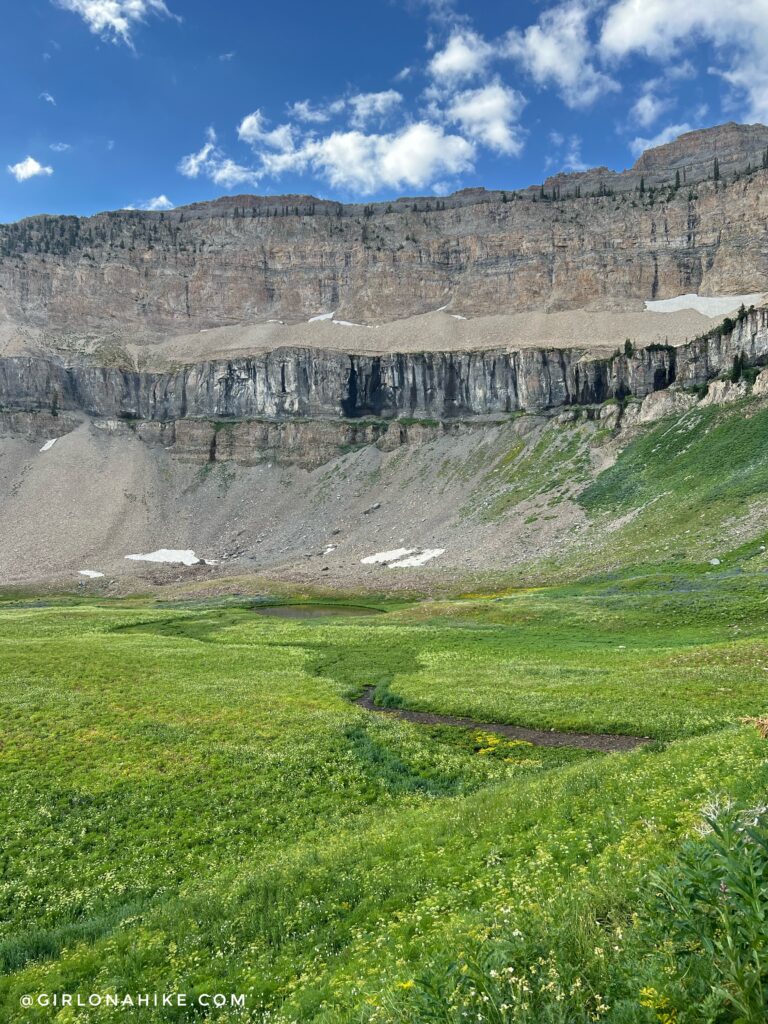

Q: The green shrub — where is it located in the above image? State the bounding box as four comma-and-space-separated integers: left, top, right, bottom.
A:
640, 801, 768, 1023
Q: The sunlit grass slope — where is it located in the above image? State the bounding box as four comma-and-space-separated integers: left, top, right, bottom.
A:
579, 401, 768, 567
0, 573, 767, 1021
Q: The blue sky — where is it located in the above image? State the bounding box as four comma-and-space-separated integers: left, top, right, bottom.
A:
2, 0, 766, 222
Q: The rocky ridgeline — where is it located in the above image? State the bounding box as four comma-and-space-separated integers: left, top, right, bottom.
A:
1, 307, 766, 426
542, 122, 768, 195
2, 123, 768, 328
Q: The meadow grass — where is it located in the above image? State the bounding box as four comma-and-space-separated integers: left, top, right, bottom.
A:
0, 567, 766, 1021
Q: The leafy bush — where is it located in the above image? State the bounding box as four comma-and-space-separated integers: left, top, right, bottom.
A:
640, 801, 768, 1023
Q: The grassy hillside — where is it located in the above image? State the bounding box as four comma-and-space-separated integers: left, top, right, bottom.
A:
578, 401, 768, 568
1, 569, 767, 1021
464, 393, 768, 582
3, 386, 768, 1021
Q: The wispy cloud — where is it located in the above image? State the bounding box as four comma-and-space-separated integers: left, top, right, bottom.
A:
49, 142, 71, 152
503, 1, 619, 108
629, 84, 671, 128
40, 91, 56, 105
600, 0, 768, 122
348, 90, 403, 128
8, 156, 54, 182
126, 194, 175, 210
287, 93, 401, 127
178, 128, 262, 188
629, 122, 693, 158
52, 0, 178, 48
546, 132, 590, 173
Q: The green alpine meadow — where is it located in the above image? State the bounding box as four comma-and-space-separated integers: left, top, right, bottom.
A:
4, 59, 768, 1022
2, 383, 768, 1022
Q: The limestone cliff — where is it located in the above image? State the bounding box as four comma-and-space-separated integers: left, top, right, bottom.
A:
2, 123, 768, 331
1, 308, 765, 426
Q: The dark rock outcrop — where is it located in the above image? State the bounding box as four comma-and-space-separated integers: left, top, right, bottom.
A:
2, 308, 766, 424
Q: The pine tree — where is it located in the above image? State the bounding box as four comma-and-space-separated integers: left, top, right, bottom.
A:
713, 157, 720, 181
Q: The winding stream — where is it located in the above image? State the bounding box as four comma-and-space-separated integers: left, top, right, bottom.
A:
354, 686, 650, 753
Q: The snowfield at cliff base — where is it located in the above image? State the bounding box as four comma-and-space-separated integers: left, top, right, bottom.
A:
645, 292, 764, 315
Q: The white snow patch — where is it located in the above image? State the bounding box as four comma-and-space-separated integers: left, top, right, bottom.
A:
39, 438, 57, 452
333, 319, 370, 328
388, 548, 445, 568
361, 548, 417, 565
309, 311, 335, 322
203, 559, 219, 566
645, 293, 763, 317
323, 545, 337, 555
78, 570, 104, 578
361, 547, 445, 568
126, 549, 201, 566
450, 314, 467, 320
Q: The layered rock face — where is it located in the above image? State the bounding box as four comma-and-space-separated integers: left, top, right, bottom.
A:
2, 308, 766, 424
2, 123, 768, 330
543, 122, 768, 194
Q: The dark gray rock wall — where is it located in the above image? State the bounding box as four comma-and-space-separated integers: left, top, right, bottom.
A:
2, 309, 767, 423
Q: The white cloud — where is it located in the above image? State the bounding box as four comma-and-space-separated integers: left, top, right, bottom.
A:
143, 194, 174, 210
667, 59, 697, 81
504, 1, 619, 108
600, 0, 768, 120
717, 66, 768, 124
429, 29, 493, 81
178, 128, 218, 178
178, 130, 263, 188
394, 66, 413, 82
348, 90, 402, 127
545, 133, 590, 172
50, 141, 71, 151
305, 123, 474, 192
288, 99, 332, 123
209, 158, 261, 188
40, 91, 56, 105
219, 51, 235, 61
601, 1, 704, 59
447, 80, 526, 154
8, 156, 54, 182
181, 120, 474, 196
630, 86, 671, 128
53, 0, 177, 48
563, 135, 589, 171
629, 122, 692, 158
287, 93, 400, 128
237, 110, 295, 152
